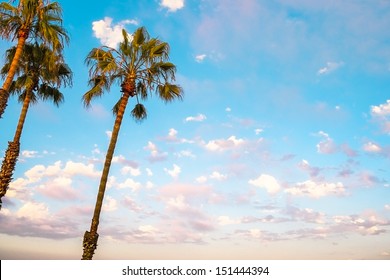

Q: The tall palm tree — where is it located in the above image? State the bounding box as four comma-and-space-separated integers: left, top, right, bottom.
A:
82, 27, 183, 260
0, 42, 72, 209
0, 0, 69, 118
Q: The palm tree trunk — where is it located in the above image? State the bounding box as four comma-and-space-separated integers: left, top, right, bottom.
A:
0, 90, 31, 209
82, 89, 132, 260
0, 30, 28, 118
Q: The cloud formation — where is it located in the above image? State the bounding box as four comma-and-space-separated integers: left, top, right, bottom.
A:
185, 114, 207, 122
249, 174, 281, 194
317, 61, 344, 75
160, 0, 185, 12
92, 17, 138, 48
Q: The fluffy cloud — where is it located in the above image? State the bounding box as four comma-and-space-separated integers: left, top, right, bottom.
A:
103, 196, 118, 212
218, 215, 240, 226
36, 177, 80, 201
121, 166, 141, 176
371, 100, 390, 134
317, 61, 344, 75
332, 212, 389, 236
363, 141, 382, 153
204, 135, 245, 152
92, 17, 138, 48
164, 164, 181, 179
248, 174, 281, 194
316, 131, 337, 154
144, 141, 168, 162
209, 171, 228, 181
8, 160, 100, 202
371, 100, 390, 117
21, 150, 39, 159
160, 0, 184, 12
118, 178, 142, 192
63, 161, 100, 178
285, 180, 346, 198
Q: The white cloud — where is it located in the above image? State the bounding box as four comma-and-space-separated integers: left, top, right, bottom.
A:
209, 171, 227, 181
384, 204, 390, 211
166, 195, 186, 210
21, 150, 39, 159
118, 178, 142, 192
185, 113, 207, 122
103, 196, 118, 212
16, 202, 49, 220
92, 17, 138, 48
218, 215, 240, 226
204, 135, 245, 152
164, 164, 181, 179
176, 150, 196, 158
249, 174, 281, 194
255, 128, 263, 135
146, 168, 153, 177
370, 100, 390, 134
139, 225, 158, 234
195, 54, 207, 62
144, 141, 168, 162
160, 0, 184, 12
63, 161, 100, 177
105, 130, 112, 139
196, 176, 208, 184
316, 131, 337, 154
225, 107, 232, 112
317, 61, 344, 75
285, 180, 346, 198
363, 141, 382, 153
121, 166, 141, 176
371, 100, 390, 117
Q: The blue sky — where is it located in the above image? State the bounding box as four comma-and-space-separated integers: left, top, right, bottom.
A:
0, 0, 390, 259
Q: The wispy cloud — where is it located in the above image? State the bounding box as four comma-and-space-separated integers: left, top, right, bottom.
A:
285, 180, 346, 198
184, 113, 207, 122
144, 141, 168, 163
195, 54, 207, 63
317, 61, 344, 75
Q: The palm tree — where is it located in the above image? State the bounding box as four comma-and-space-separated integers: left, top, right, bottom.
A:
82, 27, 183, 260
0, 42, 72, 209
0, 0, 69, 118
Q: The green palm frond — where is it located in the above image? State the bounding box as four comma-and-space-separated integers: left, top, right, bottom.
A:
84, 26, 183, 113
0, 0, 68, 51
0, 42, 72, 105
131, 103, 147, 121
38, 83, 64, 106
83, 75, 109, 107
157, 83, 183, 103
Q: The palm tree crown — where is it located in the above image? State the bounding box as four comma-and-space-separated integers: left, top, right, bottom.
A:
0, 0, 69, 117
84, 27, 182, 117
0, 42, 72, 209
82, 27, 183, 260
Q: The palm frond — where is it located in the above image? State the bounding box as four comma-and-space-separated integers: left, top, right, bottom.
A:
157, 83, 183, 103
131, 103, 147, 121
38, 83, 64, 106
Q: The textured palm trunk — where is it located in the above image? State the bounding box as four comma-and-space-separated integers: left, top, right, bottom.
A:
82, 79, 135, 260
0, 30, 29, 118
0, 90, 31, 209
